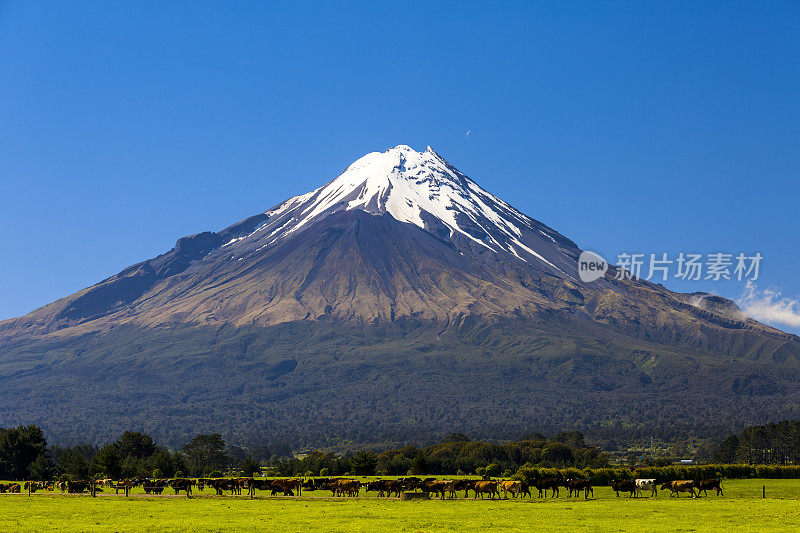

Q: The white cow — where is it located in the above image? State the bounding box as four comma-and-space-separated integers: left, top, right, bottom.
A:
635, 478, 657, 497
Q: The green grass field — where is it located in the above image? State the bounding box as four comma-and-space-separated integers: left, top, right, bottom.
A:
1, 479, 799, 532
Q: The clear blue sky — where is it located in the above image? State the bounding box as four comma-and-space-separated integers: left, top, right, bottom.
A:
1, 1, 798, 333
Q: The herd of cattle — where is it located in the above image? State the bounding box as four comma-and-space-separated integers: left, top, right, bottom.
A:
0, 476, 723, 500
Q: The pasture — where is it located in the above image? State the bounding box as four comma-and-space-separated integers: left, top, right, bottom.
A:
2, 479, 800, 532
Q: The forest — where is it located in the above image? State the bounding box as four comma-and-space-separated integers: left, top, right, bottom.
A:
4, 420, 800, 482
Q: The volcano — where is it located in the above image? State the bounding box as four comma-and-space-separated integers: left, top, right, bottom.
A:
2, 145, 799, 448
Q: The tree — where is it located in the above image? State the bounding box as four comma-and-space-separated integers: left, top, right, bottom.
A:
0, 425, 48, 480
551, 431, 586, 449
713, 435, 740, 464
183, 434, 228, 475
91, 444, 122, 478
349, 451, 377, 475
520, 433, 547, 442
28, 453, 54, 480
411, 452, 428, 475
485, 463, 501, 477
441, 433, 470, 443
115, 431, 156, 460
241, 455, 261, 477
148, 448, 176, 478
541, 442, 574, 467
57, 449, 90, 480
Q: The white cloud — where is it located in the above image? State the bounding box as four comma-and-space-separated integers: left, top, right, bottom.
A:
737, 281, 800, 328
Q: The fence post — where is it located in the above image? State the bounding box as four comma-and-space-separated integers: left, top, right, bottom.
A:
762, 485, 765, 498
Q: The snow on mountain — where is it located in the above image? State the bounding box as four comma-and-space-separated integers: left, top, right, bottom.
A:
224, 145, 580, 277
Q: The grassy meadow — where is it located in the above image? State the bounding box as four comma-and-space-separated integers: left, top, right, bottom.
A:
1, 478, 799, 532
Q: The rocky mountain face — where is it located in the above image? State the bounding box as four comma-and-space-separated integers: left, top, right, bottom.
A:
1, 145, 799, 448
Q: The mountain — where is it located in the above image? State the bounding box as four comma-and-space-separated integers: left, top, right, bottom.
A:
2, 145, 800, 449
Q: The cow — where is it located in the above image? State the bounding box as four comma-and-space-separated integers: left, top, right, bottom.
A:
304, 478, 335, 492
661, 480, 697, 498
397, 477, 422, 492
500, 480, 522, 498
473, 480, 499, 499
0, 483, 20, 493
420, 480, 448, 499
56, 481, 68, 493
534, 478, 560, 498
333, 479, 360, 497
169, 478, 195, 496
365, 480, 389, 497
24, 481, 42, 493
143, 479, 168, 494
694, 478, 723, 497
247, 478, 303, 497
611, 479, 637, 498
67, 481, 89, 493
566, 479, 593, 499
443, 479, 471, 499
113, 479, 135, 497
278, 478, 302, 496
208, 478, 238, 496
385, 479, 403, 497
233, 478, 254, 495
196, 478, 209, 491
635, 479, 657, 498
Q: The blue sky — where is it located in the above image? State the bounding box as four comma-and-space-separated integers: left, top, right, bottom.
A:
1, 1, 798, 333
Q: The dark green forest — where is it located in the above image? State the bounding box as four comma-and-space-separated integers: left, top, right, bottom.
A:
712, 420, 800, 464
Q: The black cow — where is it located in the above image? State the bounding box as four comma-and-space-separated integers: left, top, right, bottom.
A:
612, 479, 637, 498
694, 478, 723, 497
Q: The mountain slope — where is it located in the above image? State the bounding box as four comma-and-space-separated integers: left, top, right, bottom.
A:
1, 145, 799, 447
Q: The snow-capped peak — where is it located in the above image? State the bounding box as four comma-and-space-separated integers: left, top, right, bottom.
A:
224, 145, 578, 276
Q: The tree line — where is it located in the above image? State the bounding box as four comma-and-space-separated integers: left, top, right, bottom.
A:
712, 419, 800, 464
271, 431, 609, 477
0, 426, 281, 481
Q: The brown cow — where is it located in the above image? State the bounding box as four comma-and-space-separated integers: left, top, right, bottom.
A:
420, 480, 448, 499
113, 479, 134, 497
473, 480, 499, 499
446, 479, 472, 499
661, 480, 697, 498
333, 479, 360, 497
279, 478, 302, 496
385, 479, 403, 497
500, 480, 522, 498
